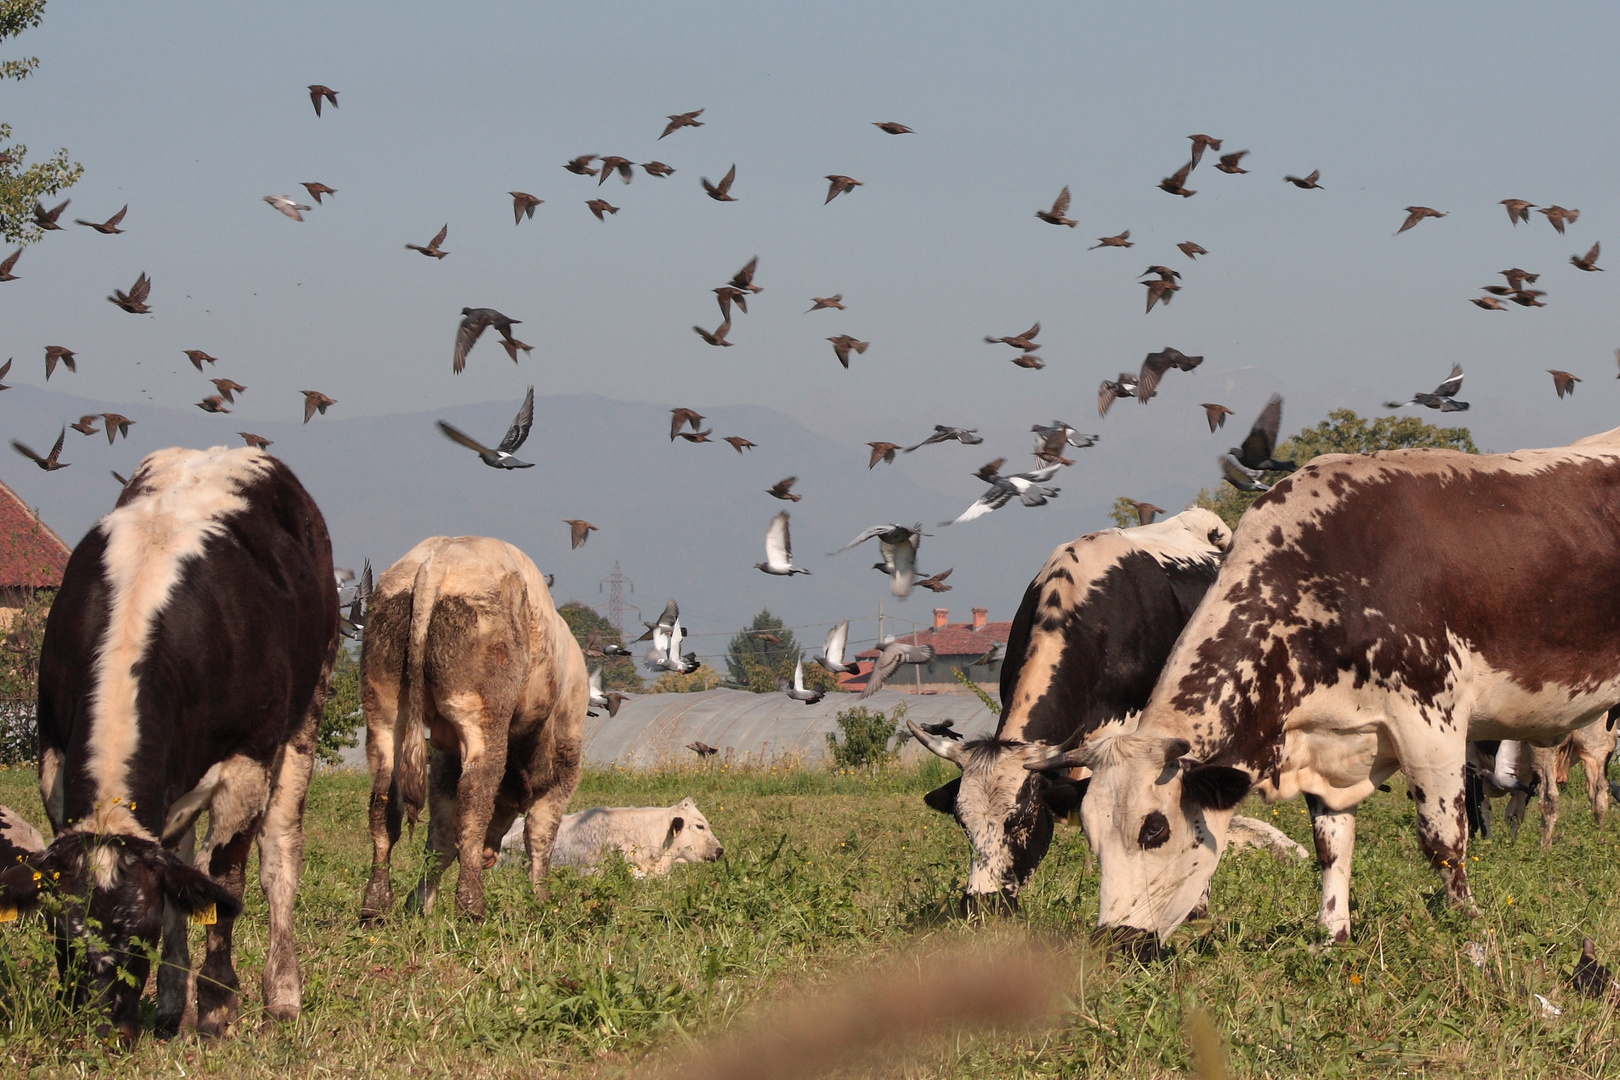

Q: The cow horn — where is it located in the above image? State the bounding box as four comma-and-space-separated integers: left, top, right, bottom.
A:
1025, 747, 1084, 772
907, 719, 964, 764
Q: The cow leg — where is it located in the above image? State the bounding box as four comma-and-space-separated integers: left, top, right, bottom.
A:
410, 743, 461, 916
1306, 794, 1357, 943
258, 714, 317, 1024
449, 704, 509, 919
1531, 744, 1562, 848
1407, 758, 1475, 914
523, 731, 584, 896
361, 708, 403, 923
156, 823, 198, 1036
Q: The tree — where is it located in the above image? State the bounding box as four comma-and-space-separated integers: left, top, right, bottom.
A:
1196, 408, 1477, 529
318, 644, 362, 766
2, 2, 84, 245
557, 601, 641, 691
725, 609, 798, 685
647, 664, 724, 694
1107, 496, 1138, 529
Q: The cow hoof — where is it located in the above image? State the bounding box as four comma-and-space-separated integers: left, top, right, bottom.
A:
195, 1010, 234, 1040
264, 1002, 300, 1023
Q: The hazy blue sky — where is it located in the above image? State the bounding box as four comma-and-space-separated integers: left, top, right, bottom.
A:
2, 2, 1618, 654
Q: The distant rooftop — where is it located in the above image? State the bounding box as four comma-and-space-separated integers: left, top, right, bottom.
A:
0, 478, 71, 589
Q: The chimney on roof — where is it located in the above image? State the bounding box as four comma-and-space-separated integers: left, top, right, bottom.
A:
933, 608, 949, 630
972, 607, 987, 631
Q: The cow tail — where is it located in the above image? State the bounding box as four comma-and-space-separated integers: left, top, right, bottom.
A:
395, 556, 439, 824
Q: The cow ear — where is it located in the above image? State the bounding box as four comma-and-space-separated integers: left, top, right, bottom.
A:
1040, 776, 1089, 818
1181, 763, 1251, 811
923, 777, 960, 815
1162, 739, 1192, 768
668, 816, 685, 837
0, 852, 57, 916
147, 850, 243, 919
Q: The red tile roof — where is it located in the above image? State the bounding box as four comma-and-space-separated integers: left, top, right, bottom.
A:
840, 619, 1011, 691
0, 479, 71, 589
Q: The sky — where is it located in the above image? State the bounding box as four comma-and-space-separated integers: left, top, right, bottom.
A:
2, 2, 1618, 658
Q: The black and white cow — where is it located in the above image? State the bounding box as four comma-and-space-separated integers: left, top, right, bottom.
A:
909, 508, 1231, 912
1040, 433, 1620, 946
0, 447, 338, 1042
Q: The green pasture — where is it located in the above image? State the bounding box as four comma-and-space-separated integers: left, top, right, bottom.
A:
0, 758, 1617, 1078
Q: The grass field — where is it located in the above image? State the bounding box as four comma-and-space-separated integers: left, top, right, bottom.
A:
1, 757, 1618, 1079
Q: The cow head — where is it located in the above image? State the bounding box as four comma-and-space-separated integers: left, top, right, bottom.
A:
663, 797, 724, 865
0, 832, 239, 1043
1028, 730, 1250, 944
910, 721, 1088, 914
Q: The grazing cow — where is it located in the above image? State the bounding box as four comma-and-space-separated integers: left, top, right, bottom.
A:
360, 536, 589, 921
909, 509, 1231, 912
1036, 433, 1620, 946
0, 447, 337, 1041
1494, 714, 1619, 844
497, 796, 724, 876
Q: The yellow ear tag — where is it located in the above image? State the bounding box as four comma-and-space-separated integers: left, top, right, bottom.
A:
0, 904, 17, 923
1066, 809, 1082, 828
192, 903, 217, 926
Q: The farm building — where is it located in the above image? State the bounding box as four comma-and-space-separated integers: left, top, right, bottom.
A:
0, 477, 71, 630
840, 606, 1011, 695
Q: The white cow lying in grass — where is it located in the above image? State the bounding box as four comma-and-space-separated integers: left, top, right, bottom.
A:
498, 797, 724, 877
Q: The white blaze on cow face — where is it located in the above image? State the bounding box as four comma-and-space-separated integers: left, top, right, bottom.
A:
82, 447, 272, 836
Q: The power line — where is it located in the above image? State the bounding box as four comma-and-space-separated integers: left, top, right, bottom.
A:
598, 561, 633, 636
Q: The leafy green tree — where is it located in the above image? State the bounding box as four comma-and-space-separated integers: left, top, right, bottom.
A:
318, 644, 362, 766
1, 2, 84, 244
725, 609, 798, 685
1196, 408, 1478, 529
558, 601, 641, 691
1107, 497, 1138, 529
827, 703, 907, 769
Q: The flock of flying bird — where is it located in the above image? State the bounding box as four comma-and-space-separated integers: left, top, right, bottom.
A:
4, 93, 1610, 706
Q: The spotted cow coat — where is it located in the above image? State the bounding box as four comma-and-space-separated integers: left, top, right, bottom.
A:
1061, 431, 1620, 944
910, 509, 1232, 910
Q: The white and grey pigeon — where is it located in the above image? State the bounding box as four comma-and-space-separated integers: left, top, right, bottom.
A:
588, 666, 608, 714
780, 657, 825, 704
263, 194, 313, 221
339, 558, 372, 640
860, 637, 936, 699
942, 463, 1064, 526
1031, 421, 1099, 450
756, 512, 812, 576
833, 523, 923, 597
634, 599, 680, 643
646, 617, 701, 674
1219, 453, 1271, 492
904, 425, 983, 452
813, 621, 860, 675
1384, 364, 1469, 412
436, 386, 536, 468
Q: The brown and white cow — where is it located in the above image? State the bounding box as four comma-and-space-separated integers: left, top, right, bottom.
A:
360, 535, 589, 921
909, 509, 1232, 912
1, 447, 338, 1041
1036, 432, 1620, 945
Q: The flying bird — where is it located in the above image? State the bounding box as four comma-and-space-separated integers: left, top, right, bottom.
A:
1177, 241, 1207, 259
807, 295, 844, 312
32, 199, 69, 230
1501, 199, 1534, 225
301, 182, 336, 204
436, 386, 536, 468
111, 471, 129, 488
867, 442, 900, 469
836, 522, 924, 598
781, 658, 824, 704
859, 638, 936, 699
915, 569, 953, 593
714, 286, 748, 321
1098, 374, 1138, 416
660, 109, 704, 139
674, 429, 713, 443
586, 198, 619, 219
0, 248, 19, 281
646, 617, 701, 675
301, 390, 336, 423
1284, 169, 1323, 189
824, 175, 862, 203
565, 519, 597, 548
453, 307, 522, 373
693, 320, 733, 347
1127, 501, 1163, 526
873, 121, 914, 134
702, 164, 738, 202
984, 322, 1040, 351
905, 425, 982, 452
184, 349, 218, 370
635, 599, 680, 643
766, 477, 801, 502
12, 426, 67, 471
1188, 134, 1222, 168
239, 432, 272, 449
827, 335, 869, 368
597, 156, 634, 185
1500, 268, 1540, 291
722, 436, 755, 453
1143, 277, 1180, 313
69, 416, 99, 437
1031, 421, 1097, 452
196, 395, 231, 414
814, 622, 859, 675
1158, 161, 1196, 197
973, 458, 1007, 482
108, 272, 152, 313
943, 463, 1064, 526
1395, 206, 1446, 234
100, 414, 134, 444
687, 741, 719, 759
263, 195, 312, 221
1572, 242, 1603, 272
307, 85, 338, 115
1385, 364, 1468, 412
1136, 347, 1204, 402
1509, 290, 1547, 308
1214, 150, 1250, 174
1219, 454, 1270, 493
640, 161, 675, 178
340, 560, 372, 641
1231, 394, 1296, 472
74, 204, 127, 234
1090, 229, 1132, 249
406, 224, 449, 258
757, 512, 811, 576
670, 408, 705, 440
584, 631, 632, 660
1196, 403, 1235, 432
0, 359, 11, 390
563, 155, 599, 176
44, 345, 76, 380
1470, 296, 1508, 311
729, 257, 762, 294
1549, 369, 1582, 398
1539, 205, 1579, 234
1035, 186, 1076, 227
586, 667, 629, 718
1010, 353, 1044, 370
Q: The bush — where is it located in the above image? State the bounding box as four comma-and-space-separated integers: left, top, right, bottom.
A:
826, 703, 907, 769
318, 644, 362, 765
